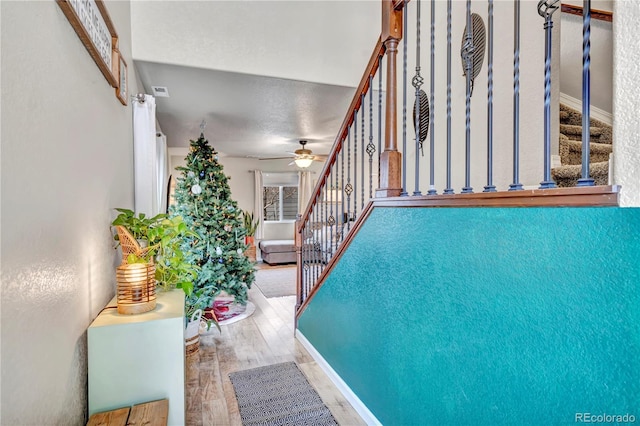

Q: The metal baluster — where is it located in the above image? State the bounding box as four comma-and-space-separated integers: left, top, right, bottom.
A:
312, 202, 317, 284
538, 0, 559, 189
354, 110, 358, 218
413, 0, 423, 196
378, 55, 383, 189
578, 0, 594, 186
341, 138, 345, 242
428, 0, 437, 195
361, 93, 366, 209
510, 0, 524, 191
303, 218, 309, 299
444, 0, 454, 195
346, 125, 353, 231
328, 166, 334, 262
461, 0, 474, 193
484, 0, 496, 192
368, 76, 376, 199
315, 196, 320, 280
401, 0, 409, 196
323, 175, 327, 266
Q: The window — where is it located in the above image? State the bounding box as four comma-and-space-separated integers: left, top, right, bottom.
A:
262, 172, 299, 222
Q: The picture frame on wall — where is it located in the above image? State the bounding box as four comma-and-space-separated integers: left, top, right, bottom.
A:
116, 52, 128, 106
56, 0, 119, 87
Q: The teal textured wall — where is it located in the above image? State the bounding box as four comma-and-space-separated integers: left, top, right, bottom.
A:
298, 207, 640, 425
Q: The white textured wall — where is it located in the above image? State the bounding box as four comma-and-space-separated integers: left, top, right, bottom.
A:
1, 1, 137, 423
613, 1, 640, 207
130, 0, 380, 88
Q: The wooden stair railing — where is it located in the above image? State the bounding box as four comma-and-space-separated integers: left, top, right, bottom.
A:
295, 37, 388, 318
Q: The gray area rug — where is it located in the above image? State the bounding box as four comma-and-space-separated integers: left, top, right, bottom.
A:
254, 267, 296, 298
229, 362, 337, 426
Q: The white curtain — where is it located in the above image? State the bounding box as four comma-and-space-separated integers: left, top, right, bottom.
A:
253, 170, 264, 240
156, 133, 168, 214
133, 94, 158, 217
298, 171, 313, 215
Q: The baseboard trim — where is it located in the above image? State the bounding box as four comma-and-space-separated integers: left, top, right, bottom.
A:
295, 330, 382, 426
560, 93, 612, 125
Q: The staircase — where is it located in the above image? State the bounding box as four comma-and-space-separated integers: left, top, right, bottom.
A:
551, 104, 613, 187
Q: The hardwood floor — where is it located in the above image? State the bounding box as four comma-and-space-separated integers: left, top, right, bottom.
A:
185, 273, 366, 425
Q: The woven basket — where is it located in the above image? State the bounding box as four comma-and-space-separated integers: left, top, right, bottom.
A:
115, 225, 153, 264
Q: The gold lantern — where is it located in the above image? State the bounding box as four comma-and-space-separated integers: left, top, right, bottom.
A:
115, 225, 157, 315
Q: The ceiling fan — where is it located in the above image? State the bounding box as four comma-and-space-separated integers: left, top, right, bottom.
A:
259, 140, 327, 168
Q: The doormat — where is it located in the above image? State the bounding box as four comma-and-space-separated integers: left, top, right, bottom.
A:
254, 266, 296, 298
229, 362, 337, 426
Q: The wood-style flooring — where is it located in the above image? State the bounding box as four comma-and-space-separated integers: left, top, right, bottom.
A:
185, 267, 366, 425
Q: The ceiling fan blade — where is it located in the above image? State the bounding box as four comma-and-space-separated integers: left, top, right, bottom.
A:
288, 160, 296, 166
258, 156, 294, 160
313, 155, 328, 161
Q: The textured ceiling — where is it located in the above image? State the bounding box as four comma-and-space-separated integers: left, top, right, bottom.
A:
135, 60, 356, 159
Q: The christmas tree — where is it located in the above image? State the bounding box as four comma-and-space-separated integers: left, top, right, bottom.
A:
170, 133, 255, 309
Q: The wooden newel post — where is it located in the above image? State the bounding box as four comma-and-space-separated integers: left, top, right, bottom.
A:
376, 0, 403, 198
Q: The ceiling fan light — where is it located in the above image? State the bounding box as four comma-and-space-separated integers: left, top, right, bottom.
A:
294, 157, 314, 168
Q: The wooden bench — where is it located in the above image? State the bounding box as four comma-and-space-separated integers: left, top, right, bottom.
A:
87, 399, 168, 426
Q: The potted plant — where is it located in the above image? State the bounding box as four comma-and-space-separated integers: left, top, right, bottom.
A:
112, 208, 165, 247
242, 210, 259, 261
242, 210, 259, 243
111, 209, 219, 335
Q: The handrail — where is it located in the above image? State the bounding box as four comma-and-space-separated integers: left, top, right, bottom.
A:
561, 4, 612, 22
298, 37, 385, 226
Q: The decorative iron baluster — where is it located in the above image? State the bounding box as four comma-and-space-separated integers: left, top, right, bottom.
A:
312, 200, 317, 284
578, 0, 595, 186
361, 94, 366, 209
368, 75, 376, 199
401, 0, 409, 197
328, 165, 335, 262
484, 0, 496, 192
354, 110, 358, 218
378, 55, 383, 189
461, 0, 474, 194
428, 0, 437, 195
510, 0, 524, 191
323, 172, 328, 265
345, 125, 353, 231
303, 218, 309, 299
413, 0, 423, 196
444, 0, 454, 195
319, 185, 324, 271
341, 138, 345, 242
538, 0, 559, 189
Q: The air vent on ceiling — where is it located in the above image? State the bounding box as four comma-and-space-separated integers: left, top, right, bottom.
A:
151, 86, 170, 97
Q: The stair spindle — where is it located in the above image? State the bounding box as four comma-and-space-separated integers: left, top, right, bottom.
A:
510, 0, 524, 191
401, 0, 409, 196
538, 0, 559, 189
577, 0, 595, 186
444, 0, 454, 195
428, 0, 437, 195
484, 0, 496, 192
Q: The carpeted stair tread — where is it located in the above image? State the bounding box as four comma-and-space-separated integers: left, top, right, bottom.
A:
551, 161, 609, 187
558, 135, 612, 165
559, 103, 612, 145
560, 123, 603, 138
